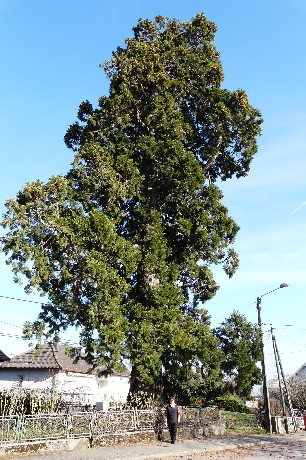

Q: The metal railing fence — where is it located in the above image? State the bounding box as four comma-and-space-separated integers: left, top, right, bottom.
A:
0, 409, 162, 444
0, 407, 220, 445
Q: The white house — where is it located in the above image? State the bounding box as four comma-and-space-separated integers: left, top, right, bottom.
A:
0, 341, 130, 410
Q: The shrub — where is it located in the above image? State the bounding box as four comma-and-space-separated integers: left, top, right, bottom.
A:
209, 395, 251, 413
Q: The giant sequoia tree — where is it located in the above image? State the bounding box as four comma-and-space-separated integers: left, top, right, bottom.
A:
1, 14, 262, 396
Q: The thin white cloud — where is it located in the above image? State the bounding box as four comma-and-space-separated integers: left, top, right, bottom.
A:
291, 201, 306, 215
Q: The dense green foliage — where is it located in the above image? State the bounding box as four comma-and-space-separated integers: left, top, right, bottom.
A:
0, 14, 262, 398
212, 395, 251, 413
214, 312, 262, 398
220, 410, 264, 433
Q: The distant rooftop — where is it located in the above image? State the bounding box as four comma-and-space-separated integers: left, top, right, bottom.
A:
0, 342, 92, 373
0, 350, 10, 362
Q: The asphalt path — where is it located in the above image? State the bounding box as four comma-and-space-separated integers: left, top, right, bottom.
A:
4, 432, 306, 460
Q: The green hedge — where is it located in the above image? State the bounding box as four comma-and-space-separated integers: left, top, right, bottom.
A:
220, 410, 263, 432
210, 395, 251, 413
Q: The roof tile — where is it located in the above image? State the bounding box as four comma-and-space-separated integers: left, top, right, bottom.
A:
0, 342, 92, 373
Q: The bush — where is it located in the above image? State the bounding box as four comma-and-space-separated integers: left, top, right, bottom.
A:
209, 395, 251, 413
220, 410, 264, 432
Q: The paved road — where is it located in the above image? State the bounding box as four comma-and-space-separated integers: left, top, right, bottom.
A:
179, 436, 306, 460
4, 432, 306, 460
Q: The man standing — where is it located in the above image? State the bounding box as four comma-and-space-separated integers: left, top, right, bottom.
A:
165, 396, 181, 444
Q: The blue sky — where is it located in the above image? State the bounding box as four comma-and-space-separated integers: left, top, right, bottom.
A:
0, 0, 305, 379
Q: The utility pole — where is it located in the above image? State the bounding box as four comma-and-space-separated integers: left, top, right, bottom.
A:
257, 296, 272, 434
256, 283, 289, 433
271, 327, 286, 416
271, 328, 297, 433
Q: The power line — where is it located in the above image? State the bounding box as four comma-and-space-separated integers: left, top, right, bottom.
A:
0, 331, 21, 338
0, 294, 44, 305
212, 300, 257, 325
0, 319, 22, 329
0, 329, 81, 348
0, 293, 305, 360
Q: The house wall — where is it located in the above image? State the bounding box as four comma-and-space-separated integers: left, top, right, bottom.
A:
0, 369, 130, 410
97, 374, 130, 411
0, 369, 98, 404
54, 371, 98, 405
0, 369, 54, 390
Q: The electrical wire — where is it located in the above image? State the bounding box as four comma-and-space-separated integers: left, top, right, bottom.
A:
0, 294, 44, 305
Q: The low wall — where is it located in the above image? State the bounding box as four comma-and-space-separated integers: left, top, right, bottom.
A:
92, 421, 226, 448
271, 416, 305, 434
0, 407, 225, 455
0, 438, 88, 457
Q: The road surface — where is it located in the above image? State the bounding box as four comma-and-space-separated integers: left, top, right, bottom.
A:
4, 432, 306, 460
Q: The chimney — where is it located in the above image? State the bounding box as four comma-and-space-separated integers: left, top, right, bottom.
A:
53, 336, 60, 352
